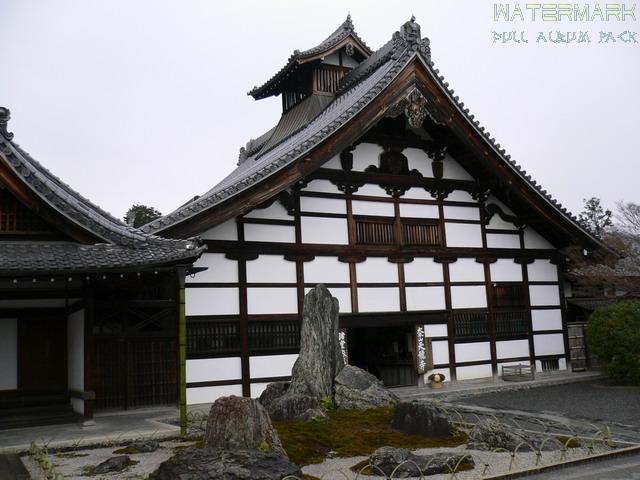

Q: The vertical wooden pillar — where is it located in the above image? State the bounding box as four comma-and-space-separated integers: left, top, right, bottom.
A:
556, 262, 572, 371
518, 230, 536, 368
438, 200, 456, 381
237, 220, 251, 397
177, 267, 188, 437
83, 278, 95, 423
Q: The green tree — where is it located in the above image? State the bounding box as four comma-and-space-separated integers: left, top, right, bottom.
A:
124, 204, 162, 228
578, 197, 612, 239
587, 301, 640, 385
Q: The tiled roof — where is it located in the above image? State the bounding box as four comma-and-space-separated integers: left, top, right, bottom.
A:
0, 107, 205, 274
145, 17, 601, 248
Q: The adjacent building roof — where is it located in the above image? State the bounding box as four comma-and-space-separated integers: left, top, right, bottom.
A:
0, 107, 205, 275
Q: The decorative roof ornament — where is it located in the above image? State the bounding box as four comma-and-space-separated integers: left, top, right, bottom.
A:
399, 16, 431, 61
0, 107, 14, 140
237, 146, 247, 165
345, 42, 355, 57
405, 89, 429, 128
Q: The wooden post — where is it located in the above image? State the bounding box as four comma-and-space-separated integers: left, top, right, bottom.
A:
177, 267, 188, 437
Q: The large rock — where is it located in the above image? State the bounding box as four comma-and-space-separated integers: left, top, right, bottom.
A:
334, 365, 398, 409
204, 396, 287, 457
267, 393, 326, 422
467, 419, 559, 451
95, 455, 131, 474
391, 401, 451, 437
369, 447, 474, 477
151, 449, 303, 480
258, 382, 289, 410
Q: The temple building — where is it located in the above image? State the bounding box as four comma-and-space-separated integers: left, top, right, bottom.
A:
0, 108, 204, 427
143, 16, 604, 404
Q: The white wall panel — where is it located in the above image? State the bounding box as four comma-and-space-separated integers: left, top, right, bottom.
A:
304, 257, 350, 284
490, 259, 523, 282
449, 258, 485, 282
67, 310, 84, 396
250, 383, 270, 398
244, 202, 291, 220
432, 340, 449, 364
451, 285, 487, 309
356, 257, 398, 283
303, 179, 341, 194
533, 333, 565, 356
524, 228, 555, 249
443, 206, 480, 221
351, 143, 383, 171
357, 288, 400, 312
306, 287, 351, 313
442, 155, 473, 180
406, 286, 446, 311
187, 357, 242, 383
487, 233, 521, 249
301, 217, 348, 244
247, 255, 296, 283
322, 154, 342, 169
186, 288, 239, 316
445, 223, 483, 248
201, 219, 237, 241
249, 354, 297, 379
531, 309, 563, 331
528, 260, 558, 282
559, 358, 567, 370
424, 324, 448, 337
487, 197, 515, 215
244, 223, 296, 243
300, 196, 346, 214
404, 258, 443, 282
496, 340, 529, 359
187, 384, 243, 405
404, 147, 432, 177
352, 200, 394, 217
529, 285, 560, 306
356, 184, 388, 197
402, 188, 432, 200
188, 254, 238, 283
248, 288, 298, 314
487, 215, 518, 230
456, 364, 493, 380
0, 318, 17, 390
455, 342, 491, 363
446, 190, 475, 202
399, 203, 439, 219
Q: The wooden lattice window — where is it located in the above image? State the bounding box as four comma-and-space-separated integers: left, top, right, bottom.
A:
494, 311, 529, 336
491, 283, 527, 308
452, 311, 489, 337
248, 320, 300, 352
187, 320, 240, 356
402, 220, 442, 246
355, 217, 395, 245
0, 187, 51, 234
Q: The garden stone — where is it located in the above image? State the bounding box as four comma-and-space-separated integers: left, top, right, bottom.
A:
204, 396, 287, 457
467, 419, 556, 451
151, 448, 303, 480
267, 393, 325, 421
258, 381, 290, 410
334, 365, 398, 409
95, 455, 131, 474
391, 401, 451, 437
126, 440, 159, 453
369, 446, 474, 477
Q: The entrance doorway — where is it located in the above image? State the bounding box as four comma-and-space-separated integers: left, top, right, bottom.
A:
346, 326, 417, 387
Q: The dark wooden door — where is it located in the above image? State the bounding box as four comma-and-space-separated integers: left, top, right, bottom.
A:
18, 316, 67, 392
567, 323, 588, 372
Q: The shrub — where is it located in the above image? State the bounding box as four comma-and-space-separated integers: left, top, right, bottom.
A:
587, 301, 640, 385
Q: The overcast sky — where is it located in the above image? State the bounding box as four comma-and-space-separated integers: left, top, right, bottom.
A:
1, 0, 638, 221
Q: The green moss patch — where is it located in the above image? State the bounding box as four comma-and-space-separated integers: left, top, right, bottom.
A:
55, 452, 90, 458
273, 407, 467, 465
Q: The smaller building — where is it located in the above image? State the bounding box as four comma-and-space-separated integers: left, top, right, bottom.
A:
0, 108, 205, 428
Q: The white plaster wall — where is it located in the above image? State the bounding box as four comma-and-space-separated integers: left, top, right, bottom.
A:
323, 52, 340, 65
188, 253, 238, 283
533, 333, 565, 355
250, 383, 270, 398
244, 223, 296, 243
432, 340, 449, 364
187, 357, 242, 383
67, 310, 84, 412
356, 257, 398, 283
322, 154, 342, 169
443, 206, 480, 221
356, 184, 388, 197
446, 190, 475, 202
201, 219, 237, 241
187, 384, 243, 405
398, 203, 439, 218
246, 255, 297, 283
496, 339, 529, 359
352, 200, 394, 217
559, 358, 567, 370
456, 364, 493, 380
404, 258, 443, 282
406, 286, 446, 311
300, 196, 347, 214
455, 342, 491, 363
244, 202, 291, 220
486, 233, 521, 249
445, 223, 483, 248
424, 324, 448, 337
304, 257, 350, 284
442, 155, 473, 180
487, 196, 515, 215
402, 188, 432, 200
490, 259, 523, 282
451, 285, 487, 309
357, 287, 400, 312
449, 258, 485, 282
528, 260, 558, 282
351, 143, 383, 171
301, 217, 349, 244
305, 287, 351, 313
531, 309, 563, 331
404, 148, 432, 177
303, 179, 341, 194
249, 354, 297, 378
524, 228, 555, 249
0, 318, 17, 390
487, 215, 519, 230
186, 287, 239, 316
529, 285, 560, 306
248, 288, 298, 314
